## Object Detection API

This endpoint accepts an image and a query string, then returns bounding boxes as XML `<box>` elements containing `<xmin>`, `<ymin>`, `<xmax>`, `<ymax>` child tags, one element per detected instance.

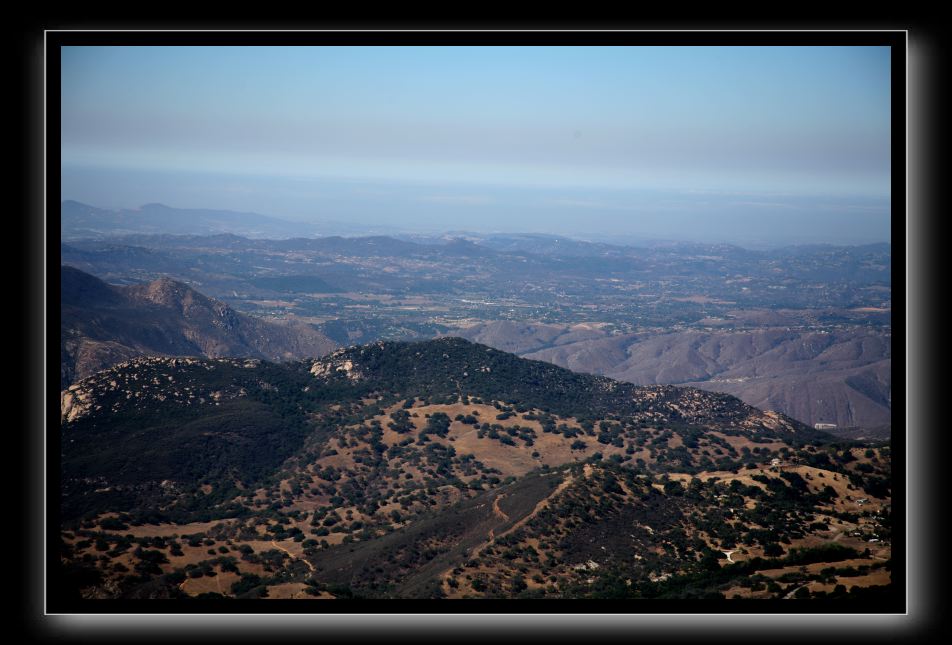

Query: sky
<box><xmin>60</xmin><ymin>45</ymin><xmax>892</xmax><ymax>246</ymax></box>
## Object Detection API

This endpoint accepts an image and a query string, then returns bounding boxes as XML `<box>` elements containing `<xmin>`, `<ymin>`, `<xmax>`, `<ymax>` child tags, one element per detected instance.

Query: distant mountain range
<box><xmin>62</xmin><ymin>200</ymin><xmax>892</xmax><ymax>257</ymax></box>
<box><xmin>60</xmin><ymin>266</ymin><xmax>337</xmax><ymax>387</ymax></box>
<box><xmin>61</xmin><ymin>201</ymin><xmax>317</xmax><ymax>240</ymax></box>
<box><xmin>452</xmin><ymin>321</ymin><xmax>891</xmax><ymax>432</ymax></box>
<box><xmin>59</xmin><ymin>207</ymin><xmax>891</xmax><ymax>433</ymax></box>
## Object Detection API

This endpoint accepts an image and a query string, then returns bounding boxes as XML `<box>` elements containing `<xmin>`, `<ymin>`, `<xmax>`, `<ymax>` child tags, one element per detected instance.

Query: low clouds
<box><xmin>60</xmin><ymin>45</ymin><xmax>892</xmax><ymax>243</ymax></box>
<box><xmin>419</xmin><ymin>194</ymin><xmax>494</xmax><ymax>205</ymax></box>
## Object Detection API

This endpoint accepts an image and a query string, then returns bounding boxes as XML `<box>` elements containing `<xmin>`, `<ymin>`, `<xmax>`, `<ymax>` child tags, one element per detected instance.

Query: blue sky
<box><xmin>60</xmin><ymin>45</ymin><xmax>892</xmax><ymax>245</ymax></box>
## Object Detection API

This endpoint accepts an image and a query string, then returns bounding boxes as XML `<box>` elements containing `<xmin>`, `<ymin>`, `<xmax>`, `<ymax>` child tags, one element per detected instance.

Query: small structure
<box><xmin>814</xmin><ymin>423</ymin><xmax>838</xmax><ymax>430</ymax></box>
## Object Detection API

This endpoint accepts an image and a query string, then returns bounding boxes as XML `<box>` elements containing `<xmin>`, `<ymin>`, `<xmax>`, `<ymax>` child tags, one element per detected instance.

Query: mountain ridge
<box><xmin>60</xmin><ymin>266</ymin><xmax>337</xmax><ymax>387</ymax></box>
<box><xmin>453</xmin><ymin>322</ymin><xmax>891</xmax><ymax>429</ymax></box>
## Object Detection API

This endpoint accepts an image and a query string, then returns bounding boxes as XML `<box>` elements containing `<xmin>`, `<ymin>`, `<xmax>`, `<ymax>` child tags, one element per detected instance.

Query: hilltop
<box><xmin>57</xmin><ymin>337</ymin><xmax>891</xmax><ymax>602</ymax></box>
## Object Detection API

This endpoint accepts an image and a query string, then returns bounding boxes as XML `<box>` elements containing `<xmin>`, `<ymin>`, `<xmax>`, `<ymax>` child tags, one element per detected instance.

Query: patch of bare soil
<box><xmin>263</xmin><ymin>582</ymin><xmax>330</xmax><ymax>599</ymax></box>
<box><xmin>97</xmin><ymin>519</ymin><xmax>235</xmax><ymax>537</ymax></box>
<box><xmin>180</xmin><ymin>570</ymin><xmax>240</xmax><ymax>597</ymax></box>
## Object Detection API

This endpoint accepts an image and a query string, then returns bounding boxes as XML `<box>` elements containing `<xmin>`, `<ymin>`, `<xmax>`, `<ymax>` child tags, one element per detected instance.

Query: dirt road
<box><xmin>271</xmin><ymin>539</ymin><xmax>315</xmax><ymax>573</ymax></box>
<box><xmin>492</xmin><ymin>494</ymin><xmax>510</xmax><ymax>522</ymax></box>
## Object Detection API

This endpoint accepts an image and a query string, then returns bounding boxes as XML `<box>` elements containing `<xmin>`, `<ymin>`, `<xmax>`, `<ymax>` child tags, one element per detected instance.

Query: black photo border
<box><xmin>24</xmin><ymin>23</ymin><xmax>936</xmax><ymax>642</ymax></box>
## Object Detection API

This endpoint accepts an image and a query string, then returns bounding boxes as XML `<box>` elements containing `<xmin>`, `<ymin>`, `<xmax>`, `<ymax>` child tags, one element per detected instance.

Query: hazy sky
<box><xmin>60</xmin><ymin>45</ymin><xmax>892</xmax><ymax>245</ymax></box>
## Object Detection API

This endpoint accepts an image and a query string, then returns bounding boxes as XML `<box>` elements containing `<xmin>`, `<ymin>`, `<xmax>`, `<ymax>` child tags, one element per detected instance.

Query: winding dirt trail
<box><xmin>784</xmin><ymin>584</ymin><xmax>809</xmax><ymax>599</ymax></box>
<box><xmin>480</xmin><ymin>473</ymin><xmax>573</xmax><ymax>553</ymax></box>
<box><xmin>271</xmin><ymin>539</ymin><xmax>316</xmax><ymax>573</ymax></box>
<box><xmin>491</xmin><ymin>474</ymin><xmax>575</xmax><ymax>545</ymax></box>
<box><xmin>440</xmin><ymin>472</ymin><xmax>576</xmax><ymax>593</ymax></box>
<box><xmin>492</xmin><ymin>494</ymin><xmax>510</xmax><ymax>522</ymax></box>
<box><xmin>486</xmin><ymin>494</ymin><xmax>509</xmax><ymax>542</ymax></box>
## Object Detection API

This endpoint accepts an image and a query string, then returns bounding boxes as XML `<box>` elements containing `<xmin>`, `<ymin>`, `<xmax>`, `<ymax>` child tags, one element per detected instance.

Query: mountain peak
<box><xmin>137</xmin><ymin>275</ymin><xmax>199</xmax><ymax>307</ymax></box>
<box><xmin>61</xmin><ymin>267</ymin><xmax>338</xmax><ymax>388</ymax></box>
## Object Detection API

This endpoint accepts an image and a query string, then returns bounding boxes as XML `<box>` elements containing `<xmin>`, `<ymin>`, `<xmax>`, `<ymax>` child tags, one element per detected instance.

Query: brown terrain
<box><xmin>61</xmin><ymin>389</ymin><xmax>891</xmax><ymax>600</ymax></box>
